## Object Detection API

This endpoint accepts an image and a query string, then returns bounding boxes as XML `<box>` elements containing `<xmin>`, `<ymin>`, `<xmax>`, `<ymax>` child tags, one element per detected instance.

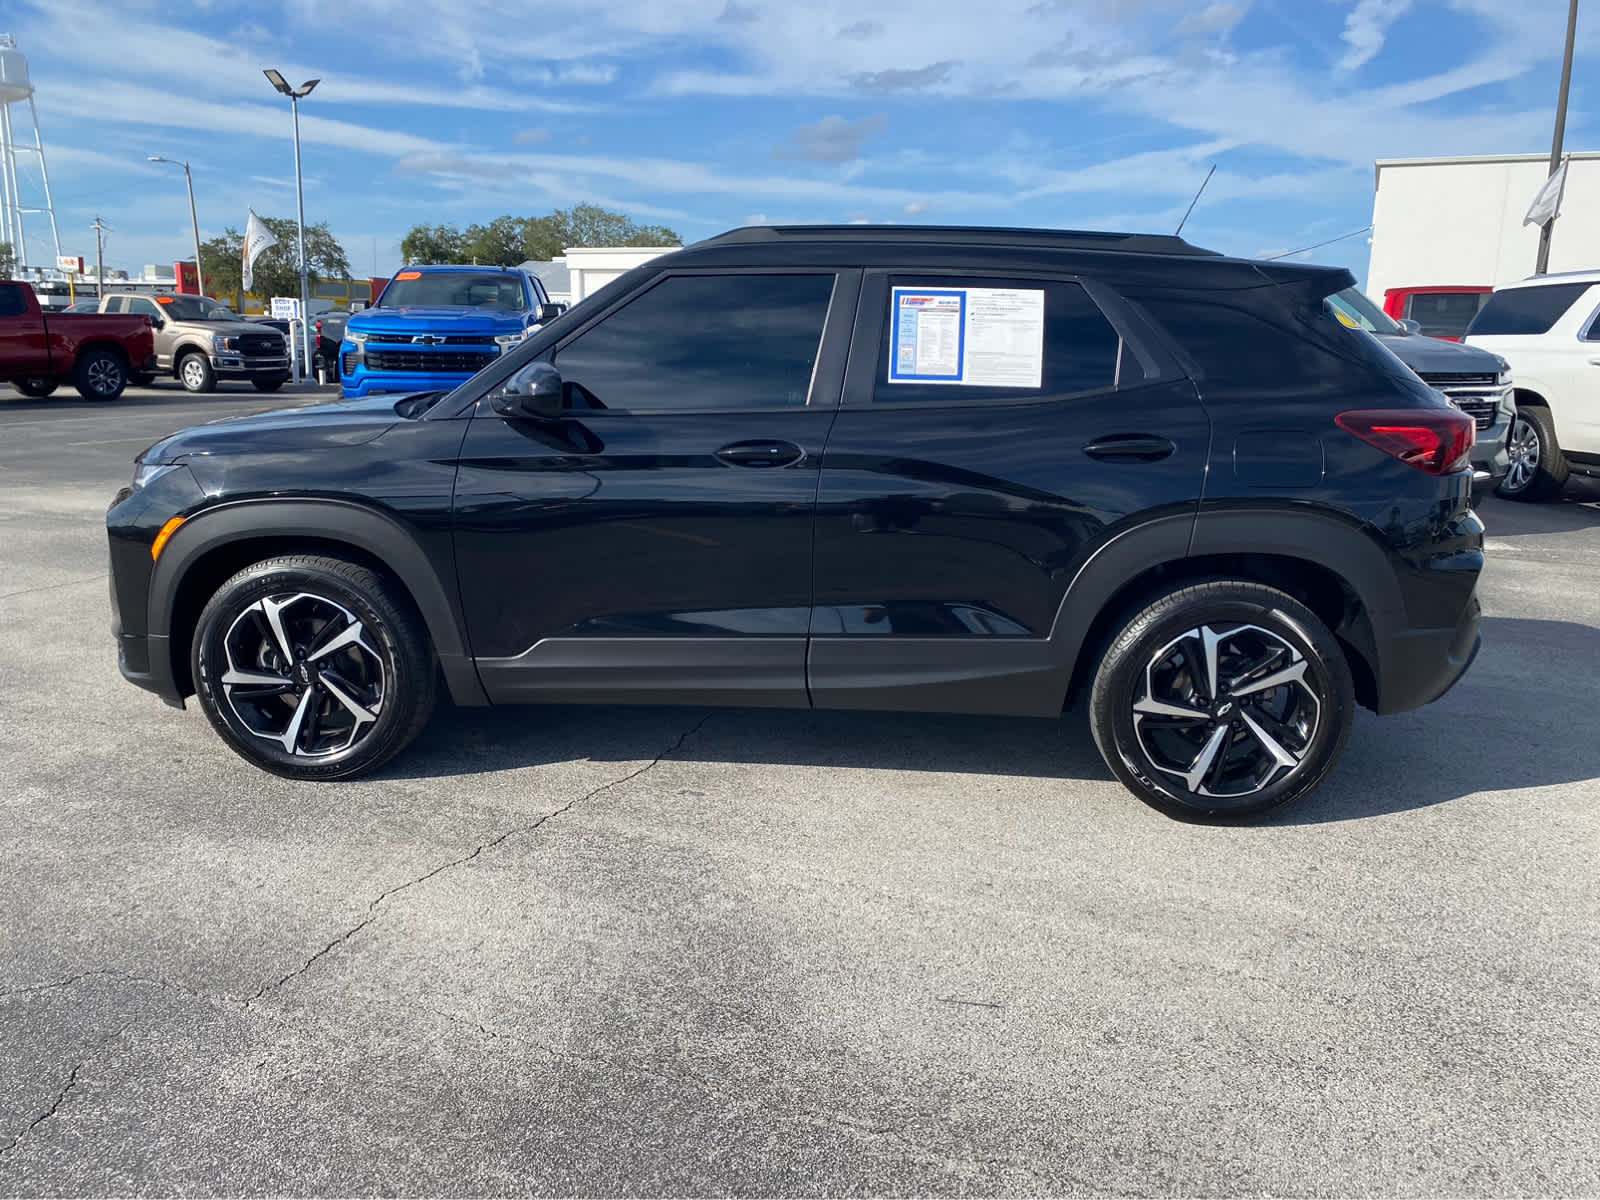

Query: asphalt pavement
<box><xmin>2</xmin><ymin>381</ymin><xmax>1598</xmax><ymax>1195</ymax></box>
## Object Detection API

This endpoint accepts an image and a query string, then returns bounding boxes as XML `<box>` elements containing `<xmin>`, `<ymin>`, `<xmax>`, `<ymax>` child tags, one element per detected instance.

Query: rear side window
<box><xmin>1466</xmin><ymin>283</ymin><xmax>1592</xmax><ymax>336</ymax></box>
<box><xmin>1405</xmin><ymin>292</ymin><xmax>1487</xmax><ymax>339</ymax></box>
<box><xmin>0</xmin><ymin>287</ymin><xmax>27</xmax><ymax>318</ymax></box>
<box><xmin>869</xmin><ymin>278</ymin><xmax>1119</xmax><ymax>404</ymax></box>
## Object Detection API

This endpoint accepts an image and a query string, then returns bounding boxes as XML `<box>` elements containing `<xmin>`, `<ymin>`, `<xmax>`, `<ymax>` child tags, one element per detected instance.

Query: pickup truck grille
<box><xmin>366</xmin><ymin>349</ymin><xmax>496</xmax><ymax>373</ymax></box>
<box><xmin>1417</xmin><ymin>371</ymin><xmax>1507</xmax><ymax>432</ymax></box>
<box><xmin>365</xmin><ymin>333</ymin><xmax>488</xmax><ymax>346</ymax></box>
<box><xmin>239</xmin><ymin>333</ymin><xmax>285</xmax><ymax>356</ymax></box>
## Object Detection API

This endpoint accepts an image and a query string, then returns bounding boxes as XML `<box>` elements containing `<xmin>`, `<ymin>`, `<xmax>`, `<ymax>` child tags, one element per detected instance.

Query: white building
<box><xmin>562</xmin><ymin>246</ymin><xmax>677</xmax><ymax>305</ymax></box>
<box><xmin>1366</xmin><ymin>151</ymin><xmax>1600</xmax><ymax>304</ymax></box>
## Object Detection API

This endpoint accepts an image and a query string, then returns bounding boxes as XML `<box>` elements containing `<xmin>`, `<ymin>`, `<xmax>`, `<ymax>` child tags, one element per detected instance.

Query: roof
<box><xmin>695</xmin><ymin>224</ymin><xmax>1218</xmax><ymax>257</ymax></box>
<box><xmin>1496</xmin><ymin>268</ymin><xmax>1600</xmax><ymax>289</ymax></box>
<box><xmin>397</xmin><ymin>263</ymin><xmax>525</xmax><ymax>273</ymax></box>
<box><xmin>1373</xmin><ymin>150</ymin><xmax>1600</xmax><ymax>187</ymax></box>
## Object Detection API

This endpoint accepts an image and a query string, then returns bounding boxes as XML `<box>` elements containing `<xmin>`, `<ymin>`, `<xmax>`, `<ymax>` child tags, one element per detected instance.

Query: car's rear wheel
<box><xmin>178</xmin><ymin>351</ymin><xmax>217</xmax><ymax>394</ymax></box>
<box><xmin>1089</xmin><ymin>581</ymin><xmax>1355</xmax><ymax>823</ymax></box>
<box><xmin>13</xmin><ymin>376</ymin><xmax>59</xmax><ymax>398</ymax></box>
<box><xmin>1497</xmin><ymin>405</ymin><xmax>1568</xmax><ymax>502</ymax></box>
<box><xmin>192</xmin><ymin>555</ymin><xmax>437</xmax><ymax>780</ymax></box>
<box><xmin>74</xmin><ymin>348</ymin><xmax>128</xmax><ymax>400</ymax></box>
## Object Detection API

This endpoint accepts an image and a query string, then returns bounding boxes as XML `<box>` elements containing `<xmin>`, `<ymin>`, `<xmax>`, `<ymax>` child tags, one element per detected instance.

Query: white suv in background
<box><xmin>1464</xmin><ymin>270</ymin><xmax>1600</xmax><ymax>501</ymax></box>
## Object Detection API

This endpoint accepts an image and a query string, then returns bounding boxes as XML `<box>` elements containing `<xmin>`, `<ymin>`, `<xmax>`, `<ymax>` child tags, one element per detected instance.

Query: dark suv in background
<box><xmin>106</xmin><ymin>226</ymin><xmax>1483</xmax><ymax>822</ymax></box>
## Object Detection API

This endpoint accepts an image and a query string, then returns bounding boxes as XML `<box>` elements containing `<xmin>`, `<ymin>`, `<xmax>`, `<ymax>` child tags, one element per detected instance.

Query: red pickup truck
<box><xmin>1</xmin><ymin>280</ymin><xmax>157</xmax><ymax>401</ymax></box>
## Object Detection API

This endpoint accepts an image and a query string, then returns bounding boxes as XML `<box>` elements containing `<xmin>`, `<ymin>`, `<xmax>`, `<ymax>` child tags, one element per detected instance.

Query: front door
<box><xmin>808</xmin><ymin>270</ymin><xmax>1211</xmax><ymax>716</ymax></box>
<box><xmin>454</xmin><ymin>268</ymin><xmax>859</xmax><ymax>707</ymax></box>
<box><xmin>123</xmin><ymin>295</ymin><xmax>175</xmax><ymax>369</ymax></box>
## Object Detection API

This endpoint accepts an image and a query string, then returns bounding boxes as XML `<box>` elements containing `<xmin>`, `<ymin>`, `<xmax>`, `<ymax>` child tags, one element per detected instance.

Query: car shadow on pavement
<box><xmin>1478</xmin><ymin>480</ymin><xmax>1600</xmax><ymax>537</ymax></box>
<box><xmin>388</xmin><ymin>616</ymin><xmax>1600</xmax><ymax>825</ymax></box>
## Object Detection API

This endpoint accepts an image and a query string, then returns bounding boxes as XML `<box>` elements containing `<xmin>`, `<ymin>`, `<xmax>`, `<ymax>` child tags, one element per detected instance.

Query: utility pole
<box><xmin>1536</xmin><ymin>0</ymin><xmax>1580</xmax><ymax>275</ymax></box>
<box><xmin>91</xmin><ymin>214</ymin><xmax>105</xmax><ymax>302</ymax></box>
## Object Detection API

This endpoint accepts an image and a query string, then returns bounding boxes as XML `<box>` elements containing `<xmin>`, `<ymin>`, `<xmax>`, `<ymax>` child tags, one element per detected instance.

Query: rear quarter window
<box><xmin>1466</xmin><ymin>283</ymin><xmax>1593</xmax><ymax>337</ymax></box>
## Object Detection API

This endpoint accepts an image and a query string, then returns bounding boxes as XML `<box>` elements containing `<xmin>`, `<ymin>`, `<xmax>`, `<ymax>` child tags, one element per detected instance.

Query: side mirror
<box><xmin>537</xmin><ymin>302</ymin><xmax>563</xmax><ymax>323</ymax></box>
<box><xmin>1397</xmin><ymin>318</ymin><xmax>1422</xmax><ymax>335</ymax></box>
<box><xmin>491</xmin><ymin>360</ymin><xmax>564</xmax><ymax>420</ymax></box>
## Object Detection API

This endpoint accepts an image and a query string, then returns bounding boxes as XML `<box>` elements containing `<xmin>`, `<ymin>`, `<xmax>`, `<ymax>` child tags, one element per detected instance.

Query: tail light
<box><xmin>1335</xmin><ymin>409</ymin><xmax>1474</xmax><ymax>475</ymax></box>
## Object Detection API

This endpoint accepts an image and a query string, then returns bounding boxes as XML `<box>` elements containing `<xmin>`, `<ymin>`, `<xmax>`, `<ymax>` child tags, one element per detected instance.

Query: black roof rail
<box><xmin>694</xmin><ymin>224</ymin><xmax>1220</xmax><ymax>257</ymax></box>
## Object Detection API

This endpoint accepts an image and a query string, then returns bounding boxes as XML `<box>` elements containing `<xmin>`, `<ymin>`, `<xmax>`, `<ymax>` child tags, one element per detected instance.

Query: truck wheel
<box><xmin>1088</xmin><ymin>580</ymin><xmax>1355</xmax><ymax>823</ymax></box>
<box><xmin>251</xmin><ymin>375</ymin><xmax>287</xmax><ymax>393</ymax></box>
<box><xmin>178</xmin><ymin>352</ymin><xmax>217</xmax><ymax>394</ymax></box>
<box><xmin>74</xmin><ymin>348</ymin><xmax>128</xmax><ymax>401</ymax></box>
<box><xmin>13</xmin><ymin>377</ymin><xmax>59</xmax><ymax>398</ymax></box>
<box><xmin>1496</xmin><ymin>406</ymin><xmax>1568</xmax><ymax>502</ymax></box>
<box><xmin>191</xmin><ymin>555</ymin><xmax>438</xmax><ymax>780</ymax></box>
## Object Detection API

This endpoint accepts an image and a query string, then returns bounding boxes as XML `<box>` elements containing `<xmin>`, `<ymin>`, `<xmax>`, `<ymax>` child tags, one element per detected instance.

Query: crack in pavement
<box><xmin>0</xmin><ymin>1027</ymin><xmax>125</xmax><ymax>1164</ymax></box>
<box><xmin>0</xmin><ymin>968</ymin><xmax>225</xmax><ymax>1006</ymax></box>
<box><xmin>0</xmin><ymin>575</ymin><xmax>106</xmax><ymax>604</ymax></box>
<box><xmin>249</xmin><ymin>713</ymin><xmax>716</xmax><ymax>1003</ymax></box>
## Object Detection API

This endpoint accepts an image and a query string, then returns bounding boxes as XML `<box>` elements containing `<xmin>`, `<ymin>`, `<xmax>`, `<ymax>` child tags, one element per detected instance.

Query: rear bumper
<box><xmin>1374</xmin><ymin>592</ymin><xmax>1482</xmax><ymax>714</ymax></box>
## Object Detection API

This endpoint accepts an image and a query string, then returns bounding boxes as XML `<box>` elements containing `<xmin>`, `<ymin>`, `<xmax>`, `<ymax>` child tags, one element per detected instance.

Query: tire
<box><xmin>73</xmin><ymin>347</ymin><xmax>128</xmax><ymax>401</ymax></box>
<box><xmin>191</xmin><ymin>555</ymin><xmax>437</xmax><ymax>780</ymax></box>
<box><xmin>251</xmin><ymin>375</ymin><xmax>287</xmax><ymax>393</ymax></box>
<box><xmin>1496</xmin><ymin>405</ymin><xmax>1568</xmax><ymax>502</ymax></box>
<box><xmin>12</xmin><ymin>376</ymin><xmax>59</xmax><ymax>398</ymax></box>
<box><xmin>178</xmin><ymin>351</ymin><xmax>217</xmax><ymax>394</ymax></box>
<box><xmin>1088</xmin><ymin>581</ymin><xmax>1355</xmax><ymax>823</ymax></box>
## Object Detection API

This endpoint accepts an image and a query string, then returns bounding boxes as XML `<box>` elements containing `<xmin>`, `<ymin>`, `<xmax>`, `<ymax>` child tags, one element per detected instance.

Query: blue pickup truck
<box><xmin>340</xmin><ymin>265</ymin><xmax>561</xmax><ymax>398</ymax></box>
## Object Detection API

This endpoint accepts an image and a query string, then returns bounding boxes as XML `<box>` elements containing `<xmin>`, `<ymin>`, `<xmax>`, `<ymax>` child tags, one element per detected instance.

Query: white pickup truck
<box><xmin>1464</xmin><ymin>271</ymin><xmax>1600</xmax><ymax>501</ymax></box>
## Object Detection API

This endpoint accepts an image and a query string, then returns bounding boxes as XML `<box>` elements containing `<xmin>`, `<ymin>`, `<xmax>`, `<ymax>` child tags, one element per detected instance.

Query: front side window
<box><xmin>128</xmin><ymin>297</ymin><xmax>163</xmax><ymax>323</ymax></box>
<box><xmin>156</xmin><ymin>295</ymin><xmax>235</xmax><ymax>321</ymax></box>
<box><xmin>1466</xmin><ymin>283</ymin><xmax>1593</xmax><ymax>337</ymax></box>
<box><xmin>380</xmin><ymin>271</ymin><xmax>527</xmax><ymax>311</ymax></box>
<box><xmin>553</xmin><ymin>273</ymin><xmax>836</xmax><ymax>411</ymax></box>
<box><xmin>869</xmin><ymin>277</ymin><xmax>1120</xmax><ymax>404</ymax></box>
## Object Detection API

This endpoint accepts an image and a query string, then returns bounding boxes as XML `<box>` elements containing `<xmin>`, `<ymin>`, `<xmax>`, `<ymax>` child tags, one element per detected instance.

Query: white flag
<box><xmin>242</xmin><ymin>209</ymin><xmax>278</xmax><ymax>292</ymax></box>
<box><xmin>1523</xmin><ymin>159</ymin><xmax>1569</xmax><ymax>227</ymax></box>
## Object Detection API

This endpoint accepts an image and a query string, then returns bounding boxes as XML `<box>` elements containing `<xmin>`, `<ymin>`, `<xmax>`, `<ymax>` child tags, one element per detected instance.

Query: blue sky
<box><xmin>7</xmin><ymin>0</ymin><xmax>1596</xmax><ymax>286</ymax></box>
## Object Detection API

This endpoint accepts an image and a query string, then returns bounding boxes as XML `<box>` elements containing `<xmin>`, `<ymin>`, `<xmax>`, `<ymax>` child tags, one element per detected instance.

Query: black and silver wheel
<box><xmin>73</xmin><ymin>348</ymin><xmax>127</xmax><ymax>400</ymax></box>
<box><xmin>178</xmin><ymin>351</ymin><xmax>217</xmax><ymax>394</ymax></box>
<box><xmin>1089</xmin><ymin>581</ymin><xmax>1355</xmax><ymax>822</ymax></box>
<box><xmin>1496</xmin><ymin>405</ymin><xmax>1568</xmax><ymax>502</ymax></box>
<box><xmin>192</xmin><ymin>555</ymin><xmax>437</xmax><ymax>780</ymax></box>
<box><xmin>12</xmin><ymin>376</ymin><xmax>59</xmax><ymax>398</ymax></box>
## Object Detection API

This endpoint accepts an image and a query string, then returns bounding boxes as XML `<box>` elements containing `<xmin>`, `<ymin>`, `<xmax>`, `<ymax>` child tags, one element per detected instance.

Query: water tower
<box><xmin>0</xmin><ymin>35</ymin><xmax>61</xmax><ymax>271</ymax></box>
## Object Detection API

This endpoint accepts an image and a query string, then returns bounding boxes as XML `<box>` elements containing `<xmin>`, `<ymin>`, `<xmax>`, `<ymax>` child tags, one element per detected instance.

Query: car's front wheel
<box><xmin>1497</xmin><ymin>405</ymin><xmax>1568</xmax><ymax>502</ymax></box>
<box><xmin>1088</xmin><ymin>581</ymin><xmax>1355</xmax><ymax>822</ymax></box>
<box><xmin>178</xmin><ymin>351</ymin><xmax>217</xmax><ymax>394</ymax></box>
<box><xmin>13</xmin><ymin>376</ymin><xmax>59</xmax><ymax>398</ymax></box>
<box><xmin>192</xmin><ymin>555</ymin><xmax>437</xmax><ymax>780</ymax></box>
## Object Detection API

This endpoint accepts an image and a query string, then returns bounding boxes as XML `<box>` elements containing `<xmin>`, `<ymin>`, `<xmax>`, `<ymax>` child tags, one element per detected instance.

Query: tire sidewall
<box><xmin>179</xmin><ymin>352</ymin><xmax>214</xmax><ymax>393</ymax></box>
<box><xmin>1093</xmin><ymin>589</ymin><xmax>1354</xmax><ymax>822</ymax></box>
<box><xmin>192</xmin><ymin>561</ymin><xmax>423</xmax><ymax>779</ymax></box>
<box><xmin>77</xmin><ymin>349</ymin><xmax>126</xmax><ymax>400</ymax></box>
<box><xmin>1496</xmin><ymin>406</ymin><xmax>1564</xmax><ymax>502</ymax></box>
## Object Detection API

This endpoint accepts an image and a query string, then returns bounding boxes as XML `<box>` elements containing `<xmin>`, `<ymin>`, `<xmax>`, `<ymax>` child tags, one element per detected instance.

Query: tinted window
<box><xmin>1466</xmin><ymin>283</ymin><xmax>1593</xmax><ymax>336</ymax></box>
<box><xmin>1327</xmin><ymin>287</ymin><xmax>1401</xmax><ymax>334</ymax></box>
<box><xmin>380</xmin><ymin>272</ymin><xmax>526</xmax><ymax>311</ymax></box>
<box><xmin>156</xmin><ymin>295</ymin><xmax>235</xmax><ymax>321</ymax></box>
<box><xmin>1405</xmin><ymin>292</ymin><xmax>1487</xmax><ymax>339</ymax></box>
<box><xmin>128</xmin><ymin>298</ymin><xmax>163</xmax><ymax>322</ymax></box>
<box><xmin>0</xmin><ymin>287</ymin><xmax>26</xmax><ymax>318</ymax></box>
<box><xmin>870</xmin><ymin>278</ymin><xmax>1118</xmax><ymax>404</ymax></box>
<box><xmin>554</xmin><ymin>273</ymin><xmax>835</xmax><ymax>411</ymax></box>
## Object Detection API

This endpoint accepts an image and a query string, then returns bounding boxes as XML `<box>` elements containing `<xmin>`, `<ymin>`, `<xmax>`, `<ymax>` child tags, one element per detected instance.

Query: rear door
<box><xmin>808</xmin><ymin>270</ymin><xmax>1209</xmax><ymax>716</ymax></box>
<box><xmin>453</xmin><ymin>267</ymin><xmax>859</xmax><ymax>707</ymax></box>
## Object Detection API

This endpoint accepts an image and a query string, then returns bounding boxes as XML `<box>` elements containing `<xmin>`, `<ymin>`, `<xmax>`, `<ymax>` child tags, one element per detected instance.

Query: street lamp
<box><xmin>263</xmin><ymin>69</ymin><xmax>319</xmax><ymax>373</ymax></box>
<box><xmin>148</xmin><ymin>156</ymin><xmax>205</xmax><ymax>298</ymax></box>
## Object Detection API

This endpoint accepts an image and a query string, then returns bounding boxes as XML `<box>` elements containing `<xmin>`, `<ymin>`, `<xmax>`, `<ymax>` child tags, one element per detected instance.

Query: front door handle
<box><xmin>715</xmin><ymin>440</ymin><xmax>805</xmax><ymax>468</ymax></box>
<box><xmin>1083</xmin><ymin>434</ymin><xmax>1177</xmax><ymax>462</ymax></box>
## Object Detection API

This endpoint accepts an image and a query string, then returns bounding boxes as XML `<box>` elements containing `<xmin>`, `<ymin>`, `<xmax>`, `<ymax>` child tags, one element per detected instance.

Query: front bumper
<box><xmin>211</xmin><ymin>353</ymin><xmax>291</xmax><ymax>379</ymax></box>
<box><xmin>341</xmin><ymin>367</ymin><xmax>477</xmax><ymax>398</ymax></box>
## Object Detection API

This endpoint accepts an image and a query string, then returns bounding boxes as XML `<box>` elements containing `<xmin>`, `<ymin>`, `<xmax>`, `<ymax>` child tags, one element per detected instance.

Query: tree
<box><xmin>400</xmin><ymin>223</ymin><xmax>466</xmax><ymax>265</ymax></box>
<box><xmin>199</xmin><ymin>216</ymin><xmax>350</xmax><ymax>303</ymax></box>
<box><xmin>0</xmin><ymin>241</ymin><xmax>12</xmax><ymax>280</ymax></box>
<box><xmin>461</xmin><ymin>216</ymin><xmax>527</xmax><ymax>267</ymax></box>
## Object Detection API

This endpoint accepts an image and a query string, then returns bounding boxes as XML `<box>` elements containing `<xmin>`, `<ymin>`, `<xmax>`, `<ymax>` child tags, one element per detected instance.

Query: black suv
<box><xmin>107</xmin><ymin>226</ymin><xmax>1484</xmax><ymax>821</ymax></box>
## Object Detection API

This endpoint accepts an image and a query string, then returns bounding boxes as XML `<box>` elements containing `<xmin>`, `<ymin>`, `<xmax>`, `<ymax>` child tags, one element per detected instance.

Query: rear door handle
<box><xmin>1083</xmin><ymin>434</ymin><xmax>1177</xmax><ymax>462</ymax></box>
<box><xmin>715</xmin><ymin>439</ymin><xmax>805</xmax><ymax>468</ymax></box>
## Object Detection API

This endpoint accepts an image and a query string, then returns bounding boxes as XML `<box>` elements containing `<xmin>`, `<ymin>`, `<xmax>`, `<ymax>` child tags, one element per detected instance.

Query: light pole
<box><xmin>148</xmin><ymin>156</ymin><xmax>205</xmax><ymax>297</ymax></box>
<box><xmin>1536</xmin><ymin>0</ymin><xmax>1580</xmax><ymax>275</ymax></box>
<box><xmin>263</xmin><ymin>69</ymin><xmax>319</xmax><ymax>373</ymax></box>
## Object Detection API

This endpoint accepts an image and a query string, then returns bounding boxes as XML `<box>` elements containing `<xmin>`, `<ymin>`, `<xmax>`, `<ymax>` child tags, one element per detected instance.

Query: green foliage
<box><xmin>199</xmin><ymin>217</ymin><xmax>351</xmax><ymax>303</ymax></box>
<box><xmin>0</xmin><ymin>240</ymin><xmax>13</xmax><ymax>280</ymax></box>
<box><xmin>398</xmin><ymin>204</ymin><xmax>681</xmax><ymax>267</ymax></box>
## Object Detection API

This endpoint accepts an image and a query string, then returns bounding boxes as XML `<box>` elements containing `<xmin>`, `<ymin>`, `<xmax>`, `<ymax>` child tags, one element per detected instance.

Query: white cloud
<box><xmin>1175</xmin><ymin>2</ymin><xmax>1250</xmax><ymax>36</ymax></box>
<box><xmin>774</xmin><ymin>115</ymin><xmax>888</xmax><ymax>162</ymax></box>
<box><xmin>904</xmin><ymin>201</ymin><xmax>930</xmax><ymax>215</ymax></box>
<box><xmin>1338</xmin><ymin>0</ymin><xmax>1413</xmax><ymax>71</ymax></box>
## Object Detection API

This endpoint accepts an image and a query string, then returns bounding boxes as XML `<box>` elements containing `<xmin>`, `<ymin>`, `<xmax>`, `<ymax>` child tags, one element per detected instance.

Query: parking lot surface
<box><xmin>2</xmin><ymin>382</ymin><xmax>1598</xmax><ymax>1195</ymax></box>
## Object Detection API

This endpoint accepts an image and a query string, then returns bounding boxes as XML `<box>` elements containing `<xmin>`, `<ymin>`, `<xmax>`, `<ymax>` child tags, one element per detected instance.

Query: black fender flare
<box><xmin>148</xmin><ymin>497</ymin><xmax>486</xmax><ymax>706</ymax></box>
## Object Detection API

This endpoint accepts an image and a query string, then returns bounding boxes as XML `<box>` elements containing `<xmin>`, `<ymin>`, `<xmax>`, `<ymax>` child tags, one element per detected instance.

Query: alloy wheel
<box><xmin>181</xmin><ymin>358</ymin><xmax>208</xmax><ymax>390</ymax></box>
<box><xmin>86</xmin><ymin>357</ymin><xmax>123</xmax><ymax>396</ymax></box>
<box><xmin>219</xmin><ymin>592</ymin><xmax>386</xmax><ymax>757</ymax></box>
<box><xmin>1503</xmin><ymin>415</ymin><xmax>1540</xmax><ymax>494</ymax></box>
<box><xmin>1132</xmin><ymin>622</ymin><xmax>1321</xmax><ymax>802</ymax></box>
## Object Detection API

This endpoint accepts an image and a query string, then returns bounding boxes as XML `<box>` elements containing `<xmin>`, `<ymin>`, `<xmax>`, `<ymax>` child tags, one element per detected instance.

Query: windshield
<box><xmin>157</xmin><ymin>295</ymin><xmax>238</xmax><ymax>321</ymax></box>
<box><xmin>1326</xmin><ymin>287</ymin><xmax>1402</xmax><ymax>335</ymax></box>
<box><xmin>378</xmin><ymin>271</ymin><xmax>526</xmax><ymax>311</ymax></box>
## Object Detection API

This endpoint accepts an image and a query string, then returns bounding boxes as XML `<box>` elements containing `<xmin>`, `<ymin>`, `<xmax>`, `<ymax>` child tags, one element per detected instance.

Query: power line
<box><xmin>1263</xmin><ymin>225</ymin><xmax>1373</xmax><ymax>260</ymax></box>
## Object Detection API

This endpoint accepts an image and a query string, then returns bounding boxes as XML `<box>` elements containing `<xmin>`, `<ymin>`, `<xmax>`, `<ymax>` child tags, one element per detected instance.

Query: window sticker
<box><xmin>887</xmin><ymin>286</ymin><xmax>1045</xmax><ymax>387</ymax></box>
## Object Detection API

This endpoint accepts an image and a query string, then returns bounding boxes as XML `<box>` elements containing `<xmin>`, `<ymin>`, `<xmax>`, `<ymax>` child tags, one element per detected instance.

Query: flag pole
<box><xmin>1536</xmin><ymin>0</ymin><xmax>1580</xmax><ymax>275</ymax></box>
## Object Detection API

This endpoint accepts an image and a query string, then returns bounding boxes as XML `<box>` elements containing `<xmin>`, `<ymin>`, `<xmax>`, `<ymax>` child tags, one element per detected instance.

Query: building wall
<box><xmin>1367</xmin><ymin>153</ymin><xmax>1600</xmax><ymax>304</ymax></box>
<box><xmin>563</xmin><ymin>246</ymin><xmax>677</xmax><ymax>304</ymax></box>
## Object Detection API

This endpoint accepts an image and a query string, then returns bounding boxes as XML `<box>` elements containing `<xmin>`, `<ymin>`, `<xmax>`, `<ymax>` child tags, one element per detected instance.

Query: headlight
<box><xmin>132</xmin><ymin>462</ymin><xmax>179</xmax><ymax>490</ymax></box>
<box><xmin>212</xmin><ymin>334</ymin><xmax>240</xmax><ymax>352</ymax></box>
<box><xmin>346</xmin><ymin>331</ymin><xmax>369</xmax><ymax>345</ymax></box>
<box><xmin>495</xmin><ymin>332</ymin><xmax>525</xmax><ymax>353</ymax></box>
